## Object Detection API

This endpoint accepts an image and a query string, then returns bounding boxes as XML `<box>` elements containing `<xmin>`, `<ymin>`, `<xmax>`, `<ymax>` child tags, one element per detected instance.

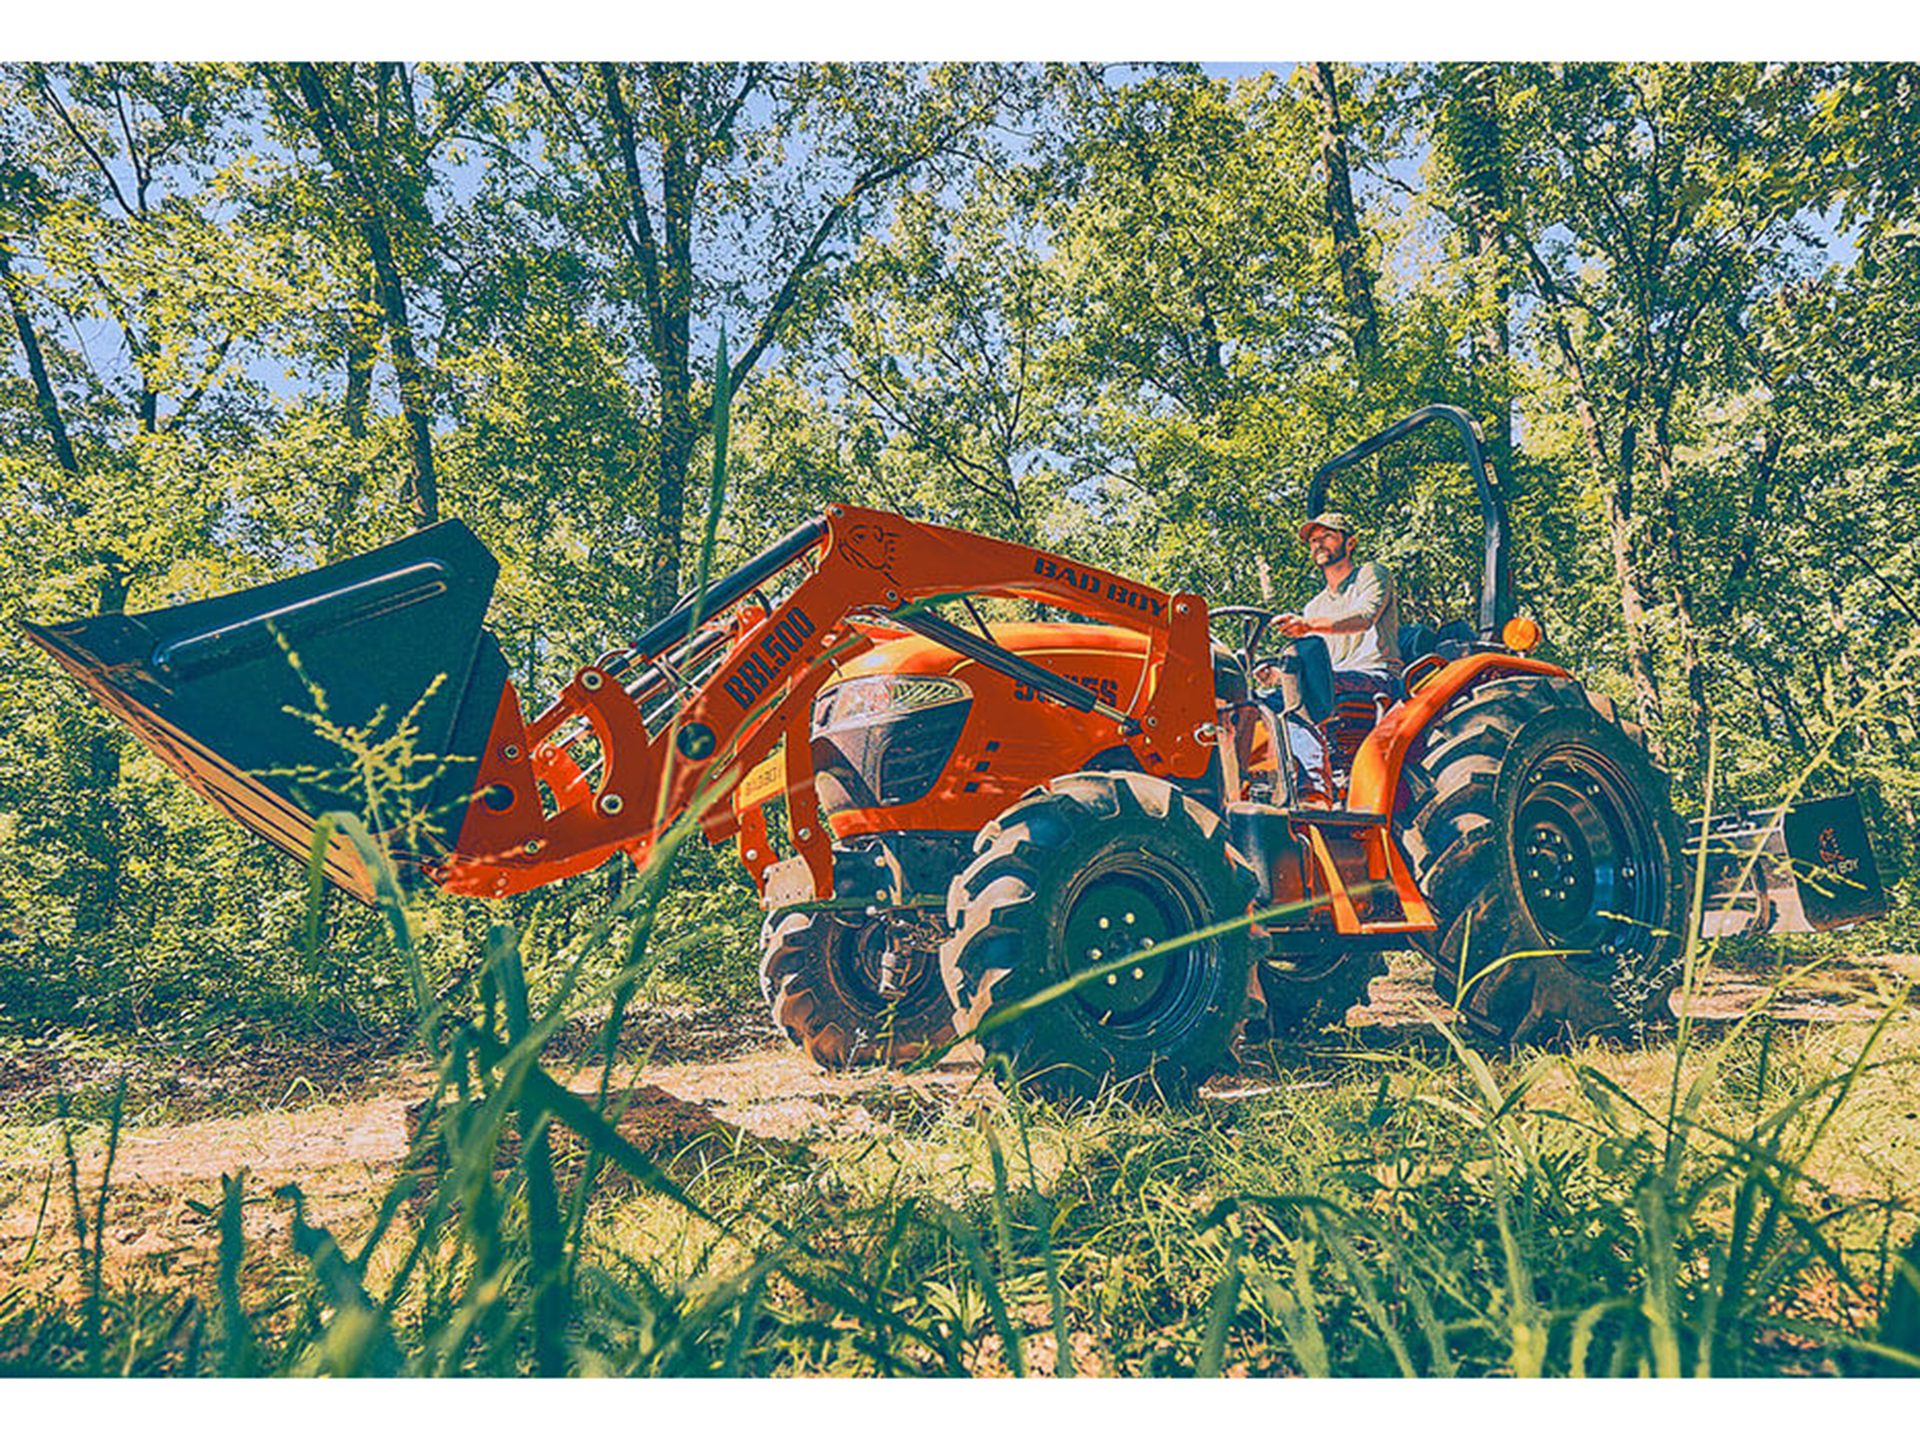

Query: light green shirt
<box><xmin>1305</xmin><ymin>561</ymin><xmax>1401</xmax><ymax>678</ymax></box>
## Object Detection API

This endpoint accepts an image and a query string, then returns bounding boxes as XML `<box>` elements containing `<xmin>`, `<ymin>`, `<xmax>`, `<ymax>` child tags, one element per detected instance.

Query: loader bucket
<box><xmin>1698</xmin><ymin>791</ymin><xmax>1889</xmax><ymax>938</ymax></box>
<box><xmin>22</xmin><ymin>520</ymin><xmax>510</xmax><ymax>903</ymax></box>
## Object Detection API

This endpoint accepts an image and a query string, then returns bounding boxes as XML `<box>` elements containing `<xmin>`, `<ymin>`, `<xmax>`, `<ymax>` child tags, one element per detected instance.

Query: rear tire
<box><xmin>1398</xmin><ymin>675</ymin><xmax>1686</xmax><ymax>1046</ymax></box>
<box><xmin>760</xmin><ymin>907</ymin><xmax>956</xmax><ymax>1068</ymax></box>
<box><xmin>941</xmin><ymin>772</ymin><xmax>1257</xmax><ymax>1102</ymax></box>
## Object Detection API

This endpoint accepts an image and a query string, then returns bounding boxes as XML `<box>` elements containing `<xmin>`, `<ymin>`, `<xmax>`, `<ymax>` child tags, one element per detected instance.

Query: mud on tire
<box><xmin>940</xmin><ymin>772</ymin><xmax>1257</xmax><ymax>1102</ymax></box>
<box><xmin>1398</xmin><ymin>674</ymin><xmax>1687</xmax><ymax>1046</ymax></box>
<box><xmin>760</xmin><ymin>906</ymin><xmax>956</xmax><ymax>1069</ymax></box>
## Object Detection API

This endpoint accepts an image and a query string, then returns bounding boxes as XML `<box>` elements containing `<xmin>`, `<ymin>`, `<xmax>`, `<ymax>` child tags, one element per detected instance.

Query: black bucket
<box><xmin>22</xmin><ymin>520</ymin><xmax>510</xmax><ymax>903</ymax></box>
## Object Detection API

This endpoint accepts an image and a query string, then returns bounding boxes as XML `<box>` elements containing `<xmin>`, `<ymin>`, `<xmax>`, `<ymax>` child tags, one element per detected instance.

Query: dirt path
<box><xmin>4</xmin><ymin>953</ymin><xmax>1914</xmax><ymax>1301</ymax></box>
<box><xmin>0</xmin><ymin>1035</ymin><xmax>991</xmax><ymax>1301</ymax></box>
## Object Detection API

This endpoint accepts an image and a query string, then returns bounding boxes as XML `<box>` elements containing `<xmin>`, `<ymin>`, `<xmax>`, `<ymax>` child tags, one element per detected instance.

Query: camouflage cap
<box><xmin>1297</xmin><ymin>510</ymin><xmax>1356</xmax><ymax>542</ymax></box>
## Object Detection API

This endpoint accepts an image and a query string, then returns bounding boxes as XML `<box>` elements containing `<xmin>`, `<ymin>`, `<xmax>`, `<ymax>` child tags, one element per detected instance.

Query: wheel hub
<box><xmin>839</xmin><ymin>915</ymin><xmax>934</xmax><ymax>1004</ymax></box>
<box><xmin>1514</xmin><ymin>750</ymin><xmax>1662</xmax><ymax>962</ymax></box>
<box><xmin>1058</xmin><ymin>858</ymin><xmax>1216</xmax><ymax>1036</ymax></box>
<box><xmin>1521</xmin><ymin>815</ymin><xmax>1595</xmax><ymax>926</ymax></box>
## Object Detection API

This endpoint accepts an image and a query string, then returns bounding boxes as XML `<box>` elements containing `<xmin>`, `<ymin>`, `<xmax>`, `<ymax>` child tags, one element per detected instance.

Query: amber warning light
<box><xmin>1502</xmin><ymin>616</ymin><xmax>1543</xmax><ymax>652</ymax></box>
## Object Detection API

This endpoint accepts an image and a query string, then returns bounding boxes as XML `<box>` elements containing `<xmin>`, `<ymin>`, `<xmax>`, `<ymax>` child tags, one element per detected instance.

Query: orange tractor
<box><xmin>26</xmin><ymin>407</ymin><xmax>1885</xmax><ymax>1097</ymax></box>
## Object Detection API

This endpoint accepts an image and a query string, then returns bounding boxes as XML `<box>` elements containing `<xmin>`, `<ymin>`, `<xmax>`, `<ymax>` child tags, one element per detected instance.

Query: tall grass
<box><xmin>5</xmin><ymin>368</ymin><xmax>1919</xmax><ymax>1377</ymax></box>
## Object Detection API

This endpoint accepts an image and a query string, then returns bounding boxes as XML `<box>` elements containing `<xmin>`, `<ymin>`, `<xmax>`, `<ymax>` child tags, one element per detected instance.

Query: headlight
<box><xmin>1502</xmin><ymin>616</ymin><xmax>1543</xmax><ymax>653</ymax></box>
<box><xmin>814</xmin><ymin>675</ymin><xmax>971</xmax><ymax>733</ymax></box>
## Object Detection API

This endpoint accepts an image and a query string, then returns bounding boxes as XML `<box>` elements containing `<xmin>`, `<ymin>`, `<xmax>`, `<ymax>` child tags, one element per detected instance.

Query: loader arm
<box><xmin>434</xmin><ymin>505</ymin><xmax>1217</xmax><ymax>899</ymax></box>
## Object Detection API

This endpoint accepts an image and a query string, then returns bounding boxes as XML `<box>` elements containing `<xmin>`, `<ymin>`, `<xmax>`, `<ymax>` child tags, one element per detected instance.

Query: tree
<box><xmin>1490</xmin><ymin>63</ymin><xmax>1827</xmax><ymax>768</ymax></box>
<box><xmin>0</xmin><ymin>64</ymin><xmax>294</xmax><ymax>953</ymax></box>
<box><xmin>810</xmin><ymin>164</ymin><xmax>1065</xmax><ymax>537</ymax></box>
<box><xmin>1037</xmin><ymin>67</ymin><xmax>1344</xmax><ymax>595</ymax></box>
<box><xmin>259</xmin><ymin>63</ymin><xmax>495</xmax><ymax>529</ymax></box>
<box><xmin>1304</xmin><ymin>61</ymin><xmax>1382</xmax><ymax>371</ymax></box>
<box><xmin>515</xmin><ymin>62</ymin><xmax>1019</xmax><ymax>620</ymax></box>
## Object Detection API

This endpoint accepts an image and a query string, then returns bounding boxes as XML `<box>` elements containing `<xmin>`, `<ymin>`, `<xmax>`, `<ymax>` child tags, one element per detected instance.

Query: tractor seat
<box><xmin>1399</xmin><ymin>619</ymin><xmax>1476</xmax><ymax>693</ymax></box>
<box><xmin>1325</xmin><ymin>692</ymin><xmax>1384</xmax><ymax>760</ymax></box>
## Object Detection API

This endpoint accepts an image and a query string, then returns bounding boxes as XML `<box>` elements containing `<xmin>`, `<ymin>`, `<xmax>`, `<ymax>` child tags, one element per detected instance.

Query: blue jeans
<box><xmin>1260</xmin><ymin>654</ymin><xmax>1397</xmax><ymax>792</ymax></box>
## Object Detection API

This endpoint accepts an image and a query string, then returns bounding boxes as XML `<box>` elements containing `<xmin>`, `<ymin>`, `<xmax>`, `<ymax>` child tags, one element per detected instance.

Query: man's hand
<box><xmin>1276</xmin><ymin>613</ymin><xmax>1316</xmax><ymax>639</ymax></box>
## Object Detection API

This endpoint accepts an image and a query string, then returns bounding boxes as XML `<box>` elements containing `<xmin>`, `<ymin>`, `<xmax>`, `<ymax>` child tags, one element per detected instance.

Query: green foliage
<box><xmin>0</xmin><ymin>62</ymin><xmax>1914</xmax><ymax>1169</ymax></box>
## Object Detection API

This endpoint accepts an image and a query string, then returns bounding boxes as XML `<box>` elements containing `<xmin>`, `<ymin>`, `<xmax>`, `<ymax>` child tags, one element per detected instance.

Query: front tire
<box><xmin>1254</xmin><ymin>949</ymin><xmax>1384</xmax><ymax>1036</ymax></box>
<box><xmin>1398</xmin><ymin>675</ymin><xmax>1687</xmax><ymax>1046</ymax></box>
<box><xmin>941</xmin><ymin>772</ymin><xmax>1257</xmax><ymax>1102</ymax></box>
<box><xmin>760</xmin><ymin>907</ymin><xmax>956</xmax><ymax>1068</ymax></box>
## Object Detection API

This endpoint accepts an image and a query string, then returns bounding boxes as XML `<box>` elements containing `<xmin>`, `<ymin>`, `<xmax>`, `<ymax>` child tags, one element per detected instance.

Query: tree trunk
<box><xmin>1650</xmin><ymin>428</ymin><xmax>1709</xmax><ymax>769</ymax></box>
<box><xmin>325</xmin><ymin>278</ymin><xmax>380</xmax><ymax>560</ymax></box>
<box><xmin>1601</xmin><ymin>430</ymin><xmax>1667</xmax><ymax>760</ymax></box>
<box><xmin>649</xmin><ymin>390</ymin><xmax>696</xmax><ymax>620</ymax></box>
<box><xmin>375</xmin><ymin>258</ymin><xmax>438</xmax><ymax>529</ymax></box>
<box><xmin>1304</xmin><ymin>62</ymin><xmax>1381</xmax><ymax>370</ymax></box>
<box><xmin>1522</xmin><ymin>257</ymin><xmax>1668</xmax><ymax>756</ymax></box>
<box><xmin>0</xmin><ymin>240</ymin><xmax>81</xmax><ymax>476</ymax></box>
<box><xmin>288</xmin><ymin>63</ymin><xmax>438</xmax><ymax>529</ymax></box>
<box><xmin>1440</xmin><ymin>62</ymin><xmax>1513</xmax><ymax>489</ymax></box>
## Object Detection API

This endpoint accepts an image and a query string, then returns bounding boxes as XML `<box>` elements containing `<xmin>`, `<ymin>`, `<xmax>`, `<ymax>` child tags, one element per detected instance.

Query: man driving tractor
<box><xmin>1259</xmin><ymin>510</ymin><xmax>1402</xmax><ymax>792</ymax></box>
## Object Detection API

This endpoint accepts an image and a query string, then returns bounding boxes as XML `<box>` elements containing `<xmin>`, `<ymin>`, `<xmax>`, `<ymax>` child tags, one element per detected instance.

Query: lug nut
<box><xmin>1132</xmin><ymin>967</ymin><xmax>1146</xmax><ymax>980</ymax></box>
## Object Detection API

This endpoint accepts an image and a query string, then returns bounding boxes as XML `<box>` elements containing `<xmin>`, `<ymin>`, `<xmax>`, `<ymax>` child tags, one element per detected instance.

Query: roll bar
<box><xmin>1306</xmin><ymin>405</ymin><xmax>1512</xmax><ymax>641</ymax></box>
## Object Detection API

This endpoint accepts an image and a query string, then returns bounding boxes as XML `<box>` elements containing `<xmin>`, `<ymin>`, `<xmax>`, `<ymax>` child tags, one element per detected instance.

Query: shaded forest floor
<box><xmin>5</xmin><ymin>948</ymin><xmax>1917</xmax><ymax>1334</ymax></box>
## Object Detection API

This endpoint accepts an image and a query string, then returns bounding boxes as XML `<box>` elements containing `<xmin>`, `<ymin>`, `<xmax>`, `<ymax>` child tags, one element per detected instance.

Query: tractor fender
<box><xmin>1346</xmin><ymin>653</ymin><xmax>1571</xmax><ymax>820</ymax></box>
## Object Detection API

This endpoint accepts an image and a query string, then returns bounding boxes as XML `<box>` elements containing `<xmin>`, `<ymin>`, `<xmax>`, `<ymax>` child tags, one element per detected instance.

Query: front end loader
<box><xmin>26</xmin><ymin>408</ymin><xmax>1888</xmax><ymax>1099</ymax></box>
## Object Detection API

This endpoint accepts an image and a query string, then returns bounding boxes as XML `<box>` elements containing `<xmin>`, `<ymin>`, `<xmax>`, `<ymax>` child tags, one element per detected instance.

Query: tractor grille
<box><xmin>810</xmin><ymin>676</ymin><xmax>973</xmax><ymax>814</ymax></box>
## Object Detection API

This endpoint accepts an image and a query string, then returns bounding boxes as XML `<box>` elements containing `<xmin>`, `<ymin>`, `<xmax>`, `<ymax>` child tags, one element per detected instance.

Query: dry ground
<box><xmin>3</xmin><ymin>952</ymin><xmax>1914</xmax><ymax>1308</ymax></box>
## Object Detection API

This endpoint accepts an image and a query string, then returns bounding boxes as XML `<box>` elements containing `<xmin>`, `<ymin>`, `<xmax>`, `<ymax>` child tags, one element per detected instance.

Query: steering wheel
<box><xmin>1208</xmin><ymin>605</ymin><xmax>1282</xmax><ymax>688</ymax></box>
